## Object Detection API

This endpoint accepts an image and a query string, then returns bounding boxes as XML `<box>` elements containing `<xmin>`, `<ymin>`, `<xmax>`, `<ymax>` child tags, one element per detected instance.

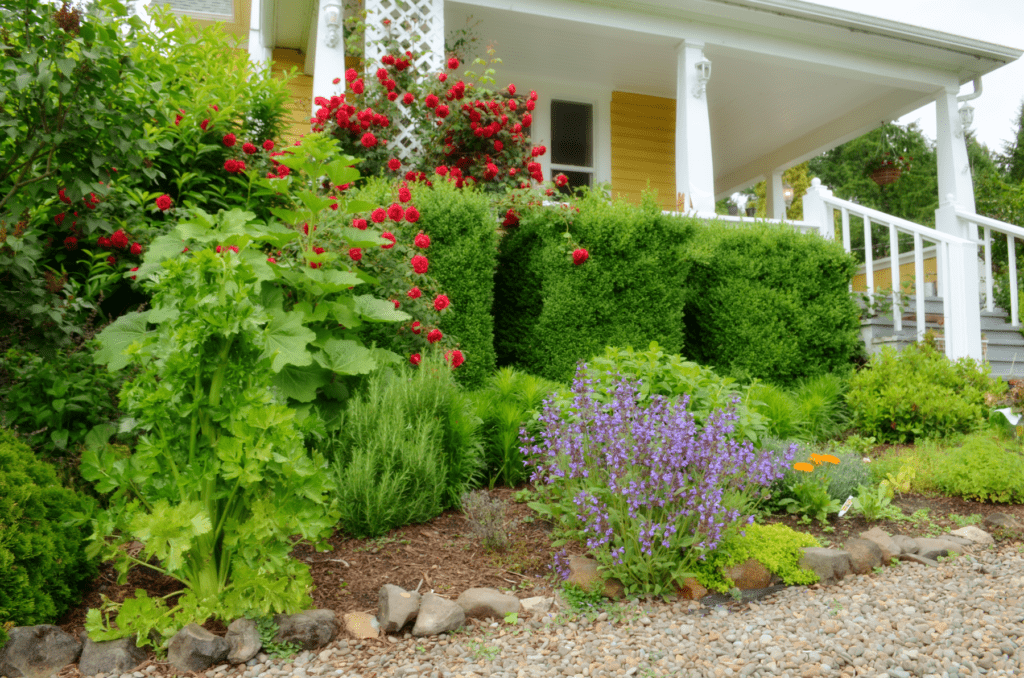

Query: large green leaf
<box><xmin>355</xmin><ymin>295</ymin><xmax>410</xmax><ymax>323</ymax></box>
<box><xmin>313</xmin><ymin>339</ymin><xmax>377</xmax><ymax>375</ymax></box>
<box><xmin>94</xmin><ymin>311</ymin><xmax>152</xmax><ymax>371</ymax></box>
<box><xmin>260</xmin><ymin>309</ymin><xmax>315</xmax><ymax>372</ymax></box>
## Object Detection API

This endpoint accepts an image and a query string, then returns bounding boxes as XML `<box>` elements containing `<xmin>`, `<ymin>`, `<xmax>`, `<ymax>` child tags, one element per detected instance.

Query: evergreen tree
<box><xmin>999</xmin><ymin>100</ymin><xmax>1024</xmax><ymax>184</ymax></box>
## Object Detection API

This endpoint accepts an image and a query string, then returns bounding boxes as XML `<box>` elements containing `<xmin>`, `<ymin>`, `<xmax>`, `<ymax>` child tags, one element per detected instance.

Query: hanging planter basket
<box><xmin>870</xmin><ymin>165</ymin><xmax>903</xmax><ymax>186</ymax></box>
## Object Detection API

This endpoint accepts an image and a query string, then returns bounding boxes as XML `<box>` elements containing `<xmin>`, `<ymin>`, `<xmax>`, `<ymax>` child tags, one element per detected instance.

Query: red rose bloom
<box><xmin>97</xmin><ymin>236</ymin><xmax>111</xmax><ymax>248</ymax></box>
<box><xmin>371</xmin><ymin>207</ymin><xmax>387</xmax><ymax>223</ymax></box>
<box><xmin>263</xmin><ymin>140</ymin><xmax>275</xmax><ymax>151</ymax></box>
<box><xmin>433</xmin><ymin>294</ymin><xmax>450</xmax><ymax>311</ymax></box>
<box><xmin>444</xmin><ymin>349</ymin><xmax>465</xmax><ymax>368</ymax></box>
<box><xmin>352</xmin><ymin>79</ymin><xmax>365</xmax><ymax>94</ymax></box>
<box><xmin>223</xmin><ymin>133</ymin><xmax>237</xmax><ymax>147</ymax></box>
<box><xmin>405</xmin><ymin>206</ymin><xmax>420</xmax><ymax>223</ymax></box>
<box><xmin>402</xmin><ymin>92</ymin><xmax>414</xmax><ymax>105</ymax></box>
<box><xmin>352</xmin><ymin>218</ymin><xmax>368</xmax><ymax>230</ymax></box>
<box><xmin>155</xmin><ymin>194</ymin><xmax>172</xmax><ymax>211</ymax></box>
<box><xmin>129</xmin><ymin>266</ymin><xmax>138</xmax><ymax>280</ymax></box>
<box><xmin>64</xmin><ymin>236</ymin><xmax>78</xmax><ymax>250</ymax></box>
<box><xmin>410</xmin><ymin>353</ymin><xmax>422</xmax><ymax>366</ymax></box>
<box><xmin>447</xmin><ymin>57</ymin><xmax>459</xmax><ymax>70</ymax></box>
<box><xmin>435</xmin><ymin>165</ymin><xmax>449</xmax><ymax>176</ymax></box>
<box><xmin>388</xmin><ymin>158</ymin><xmax>401</xmax><ymax>171</ymax></box>
<box><xmin>58</xmin><ymin>188</ymin><xmax>71</xmax><ymax>204</ymax></box>
<box><xmin>438</xmin><ymin>73</ymin><xmax>448</xmax><ymax>83</ymax></box>
<box><xmin>54</xmin><ymin>212</ymin><xmax>65</xmax><ymax>225</ymax></box>
<box><xmin>494</xmin><ymin>140</ymin><xmax>504</xmax><ymax>153</ymax></box>
<box><xmin>398</xmin><ymin>186</ymin><xmax>412</xmax><ymax>203</ymax></box>
<box><xmin>106</xmin><ymin>255</ymin><xmax>116</xmax><ymax>265</ymax></box>
<box><xmin>313</xmin><ymin>246</ymin><xmax>325</xmax><ymax>255</ymax></box>
<box><xmin>508</xmin><ymin>84</ymin><xmax>516</xmax><ymax>96</ymax></box>
<box><xmin>411</xmin><ymin>320</ymin><xmax>422</xmax><ymax>334</ymax></box>
<box><xmin>386</xmin><ymin>203</ymin><xmax>404</xmax><ymax>222</ymax></box>
<box><xmin>413</xmin><ymin>232</ymin><xmax>430</xmax><ymax>248</ymax></box>
<box><xmin>425</xmin><ymin>93</ymin><xmax>439</xmax><ymax>108</ymax></box>
<box><xmin>200</xmin><ymin>119</ymin><xmax>209</xmax><ymax>131</ymax></box>
<box><xmin>110</xmin><ymin>229</ymin><xmax>129</xmax><ymax>250</ymax></box>
<box><xmin>361</xmin><ymin>132</ymin><xmax>377</xmax><ymax>148</ymax></box>
<box><xmin>130</xmin><ymin>242</ymin><xmax>142</xmax><ymax>256</ymax></box>
<box><xmin>502</xmin><ymin>209</ymin><xmax>519</xmax><ymax>227</ymax></box>
<box><xmin>435</xmin><ymin>104</ymin><xmax>449</xmax><ymax>118</ymax></box>
<box><xmin>349</xmin><ymin>247</ymin><xmax>363</xmax><ymax>261</ymax></box>
<box><xmin>229</xmin><ymin>245</ymin><xmax>239</xmax><ymax>253</ymax></box>
<box><xmin>555</xmin><ymin>173</ymin><xmax>569</xmax><ymax>188</ymax></box>
<box><xmin>242</xmin><ymin>142</ymin><xmax>257</xmax><ymax>155</ymax></box>
<box><xmin>345</xmin><ymin>68</ymin><xmax>358</xmax><ymax>82</ymax></box>
<box><xmin>573</xmin><ymin>248</ymin><xmax>589</xmax><ymax>266</ymax></box>
<box><xmin>427</xmin><ymin>329</ymin><xmax>443</xmax><ymax>344</ymax></box>
<box><xmin>407</xmin><ymin>287</ymin><xmax>422</xmax><ymax>299</ymax></box>
<box><xmin>267</xmin><ymin>257</ymin><xmax>277</xmax><ymax>264</ymax></box>
<box><xmin>332</xmin><ymin>77</ymin><xmax>341</xmax><ymax>84</ymax></box>
<box><xmin>411</xmin><ymin>254</ymin><xmax>429</xmax><ymax>274</ymax></box>
<box><xmin>381</xmin><ymin>231</ymin><xmax>396</xmax><ymax>249</ymax></box>
<box><xmin>523</xmin><ymin>114</ymin><xmax>532</xmax><ymax>127</ymax></box>
<box><xmin>392</xmin><ymin>299</ymin><xmax>400</xmax><ymax>309</ymax></box>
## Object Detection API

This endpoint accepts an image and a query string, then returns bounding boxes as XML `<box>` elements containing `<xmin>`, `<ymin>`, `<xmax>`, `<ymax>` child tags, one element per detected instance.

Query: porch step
<box><xmin>860</xmin><ymin>295</ymin><xmax>1024</xmax><ymax>379</ymax></box>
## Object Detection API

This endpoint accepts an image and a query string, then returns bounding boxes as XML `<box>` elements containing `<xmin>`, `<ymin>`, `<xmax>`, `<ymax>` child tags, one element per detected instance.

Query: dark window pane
<box><xmin>551</xmin><ymin>101</ymin><xmax>593</xmax><ymax>168</ymax></box>
<box><xmin>555</xmin><ymin>171</ymin><xmax>592</xmax><ymax>196</ymax></box>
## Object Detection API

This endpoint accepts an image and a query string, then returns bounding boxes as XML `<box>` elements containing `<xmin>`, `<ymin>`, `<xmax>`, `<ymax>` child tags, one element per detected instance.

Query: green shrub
<box><xmin>0</xmin><ymin>429</ymin><xmax>97</xmax><ymax>628</ymax></box>
<box><xmin>681</xmin><ymin>222</ymin><xmax>861</xmax><ymax>386</ymax></box>
<box><xmin>931</xmin><ymin>434</ymin><xmax>1024</xmax><ymax>503</ymax></box>
<box><xmin>329</xmin><ymin>357</ymin><xmax>484</xmax><ymax>537</ymax></box>
<box><xmin>692</xmin><ymin>522</ymin><xmax>820</xmax><ymax>592</ymax></box>
<box><xmin>0</xmin><ymin>341</ymin><xmax>123</xmax><ymax>462</ymax></box>
<box><xmin>552</xmin><ymin>343</ymin><xmax>769</xmax><ymax>444</ymax></box>
<box><xmin>470</xmin><ymin>367</ymin><xmax>561</xmax><ymax>487</ymax></box>
<box><xmin>351</xmin><ymin>179</ymin><xmax>498</xmax><ymax>388</ymax></box>
<box><xmin>794</xmin><ymin>373</ymin><xmax>850</xmax><ymax>441</ymax></box>
<box><xmin>765</xmin><ymin>441</ymin><xmax>871</xmax><ymax>510</ymax></box>
<box><xmin>847</xmin><ymin>343</ymin><xmax>1004</xmax><ymax>443</ymax></box>
<box><xmin>493</xmin><ymin>192</ymin><xmax>694</xmax><ymax>382</ymax></box>
<box><xmin>748</xmin><ymin>383</ymin><xmax>804</xmax><ymax>440</ymax></box>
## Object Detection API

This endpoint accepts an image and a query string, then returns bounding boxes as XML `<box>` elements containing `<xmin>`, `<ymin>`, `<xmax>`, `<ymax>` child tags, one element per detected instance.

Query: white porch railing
<box><xmin>956</xmin><ymin>209</ymin><xmax>1024</xmax><ymax>328</ymax></box>
<box><xmin>802</xmin><ymin>179</ymin><xmax>983</xmax><ymax>361</ymax></box>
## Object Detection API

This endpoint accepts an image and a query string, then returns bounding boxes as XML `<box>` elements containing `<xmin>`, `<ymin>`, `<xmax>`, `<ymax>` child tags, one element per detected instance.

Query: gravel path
<box><xmin>128</xmin><ymin>542</ymin><xmax>1024</xmax><ymax>678</ymax></box>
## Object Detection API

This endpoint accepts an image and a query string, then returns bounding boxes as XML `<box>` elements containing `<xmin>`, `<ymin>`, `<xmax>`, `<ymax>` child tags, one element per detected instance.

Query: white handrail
<box><xmin>956</xmin><ymin>209</ymin><xmax>1023</xmax><ymax>327</ymax></box>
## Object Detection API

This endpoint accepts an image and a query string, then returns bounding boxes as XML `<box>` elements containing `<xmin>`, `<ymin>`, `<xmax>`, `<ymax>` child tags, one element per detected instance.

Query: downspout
<box><xmin>957</xmin><ymin>77</ymin><xmax>983</xmax><ymax>104</ymax></box>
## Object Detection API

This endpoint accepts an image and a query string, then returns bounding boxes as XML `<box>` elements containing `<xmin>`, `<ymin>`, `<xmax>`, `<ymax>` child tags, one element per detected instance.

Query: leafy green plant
<box><xmin>777</xmin><ymin>478</ymin><xmax>840</xmax><ymax>524</ymax></box>
<box><xmin>847</xmin><ymin>343</ymin><xmax>1004</xmax><ymax>443</ymax></box>
<box><xmin>0</xmin><ymin>429</ymin><xmax>97</xmax><ymax>631</ymax></box>
<box><xmin>690</xmin><ymin>522</ymin><xmax>820</xmax><ymax>593</ymax></box>
<box><xmin>82</xmin><ymin>222</ymin><xmax>344</xmax><ymax>648</ymax></box>
<box><xmin>0</xmin><ymin>342</ymin><xmax>123</xmax><ymax>459</ymax></box>
<box><xmin>559</xmin><ymin>582</ymin><xmax>606</xmax><ymax>614</ymax></box>
<box><xmin>793</xmin><ymin>373</ymin><xmax>849</xmax><ymax>441</ymax></box>
<box><xmin>551</xmin><ymin>342</ymin><xmax>769</xmax><ymax>445</ymax></box>
<box><xmin>850</xmin><ymin>484</ymin><xmax>902</xmax><ymax>521</ymax></box>
<box><xmin>950</xmin><ymin>513</ymin><xmax>983</xmax><ymax>527</ymax></box>
<box><xmin>255</xmin><ymin>616</ymin><xmax>300</xmax><ymax>659</ymax></box>
<box><xmin>328</xmin><ymin>356</ymin><xmax>483</xmax><ymax>538</ymax></box>
<box><xmin>748</xmin><ymin>382</ymin><xmax>804</xmax><ymax>440</ymax></box>
<box><xmin>930</xmin><ymin>434</ymin><xmax>1024</xmax><ymax>503</ymax></box>
<box><xmin>461</xmin><ymin>490</ymin><xmax>519</xmax><ymax>552</ymax></box>
<box><xmin>470</xmin><ymin>366</ymin><xmax>560</xmax><ymax>487</ymax></box>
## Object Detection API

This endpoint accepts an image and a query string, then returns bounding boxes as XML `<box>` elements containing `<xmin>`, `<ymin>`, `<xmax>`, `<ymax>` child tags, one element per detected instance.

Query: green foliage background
<box><xmin>0</xmin><ymin>429</ymin><xmax>96</xmax><ymax>629</ymax></box>
<box><xmin>493</xmin><ymin>193</ymin><xmax>694</xmax><ymax>382</ymax></box>
<box><xmin>681</xmin><ymin>222</ymin><xmax>861</xmax><ymax>386</ymax></box>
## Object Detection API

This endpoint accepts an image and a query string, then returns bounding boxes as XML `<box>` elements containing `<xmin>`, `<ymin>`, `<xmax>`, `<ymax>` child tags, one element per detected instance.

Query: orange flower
<box><xmin>793</xmin><ymin>462</ymin><xmax>814</xmax><ymax>473</ymax></box>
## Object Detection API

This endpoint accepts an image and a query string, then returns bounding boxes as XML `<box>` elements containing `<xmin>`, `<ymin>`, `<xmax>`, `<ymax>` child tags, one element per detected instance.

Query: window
<box><xmin>550</xmin><ymin>100</ymin><xmax>593</xmax><ymax>194</ymax></box>
<box><xmin>150</xmin><ymin>0</ymin><xmax>233</xmax><ymax>20</ymax></box>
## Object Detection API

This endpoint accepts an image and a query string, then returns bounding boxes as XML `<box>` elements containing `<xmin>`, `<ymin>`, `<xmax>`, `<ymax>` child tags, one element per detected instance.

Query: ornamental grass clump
<box><xmin>523</xmin><ymin>368</ymin><xmax>792</xmax><ymax>596</ymax></box>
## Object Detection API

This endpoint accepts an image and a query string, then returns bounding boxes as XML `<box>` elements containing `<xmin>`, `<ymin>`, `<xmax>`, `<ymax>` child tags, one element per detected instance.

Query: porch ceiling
<box><xmin>447</xmin><ymin>0</ymin><xmax>1021</xmax><ymax>198</ymax></box>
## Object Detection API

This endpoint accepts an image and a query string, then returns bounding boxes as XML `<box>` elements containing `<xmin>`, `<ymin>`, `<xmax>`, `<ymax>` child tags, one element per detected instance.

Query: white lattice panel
<box><xmin>362</xmin><ymin>0</ymin><xmax>443</xmax><ymax>162</ymax></box>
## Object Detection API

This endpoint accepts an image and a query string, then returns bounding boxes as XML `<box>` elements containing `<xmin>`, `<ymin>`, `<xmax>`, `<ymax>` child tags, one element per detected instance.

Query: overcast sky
<box><xmin>804</xmin><ymin>0</ymin><xmax>1024</xmax><ymax>156</ymax></box>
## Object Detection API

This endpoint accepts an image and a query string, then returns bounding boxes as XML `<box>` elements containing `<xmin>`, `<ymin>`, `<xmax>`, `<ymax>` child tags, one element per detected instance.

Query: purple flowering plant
<box><xmin>522</xmin><ymin>366</ymin><xmax>793</xmax><ymax>597</ymax></box>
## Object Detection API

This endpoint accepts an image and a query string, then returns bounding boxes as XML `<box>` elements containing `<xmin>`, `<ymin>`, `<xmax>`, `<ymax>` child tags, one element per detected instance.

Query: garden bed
<box><xmin>56</xmin><ymin>485</ymin><xmax>1024</xmax><ymax>657</ymax></box>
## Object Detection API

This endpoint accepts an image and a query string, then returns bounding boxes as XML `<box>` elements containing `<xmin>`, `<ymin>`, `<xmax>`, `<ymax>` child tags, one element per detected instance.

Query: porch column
<box><xmin>766</xmin><ymin>169</ymin><xmax>785</xmax><ymax>220</ymax></box>
<box><xmin>247</xmin><ymin>0</ymin><xmax>272</xmax><ymax>71</ymax></box>
<box><xmin>934</xmin><ymin>86</ymin><xmax>982</xmax><ymax>361</ymax></box>
<box><xmin>311</xmin><ymin>0</ymin><xmax>348</xmax><ymax>116</ymax></box>
<box><xmin>675</xmin><ymin>41</ymin><xmax>715</xmax><ymax>213</ymax></box>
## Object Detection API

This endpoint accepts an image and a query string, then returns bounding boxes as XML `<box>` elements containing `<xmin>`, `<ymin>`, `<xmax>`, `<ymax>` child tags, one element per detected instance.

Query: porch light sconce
<box><xmin>692</xmin><ymin>57</ymin><xmax>712</xmax><ymax>99</ymax></box>
<box><xmin>323</xmin><ymin>1</ymin><xmax>342</xmax><ymax>48</ymax></box>
<box><xmin>957</xmin><ymin>103</ymin><xmax>974</xmax><ymax>138</ymax></box>
<box><xmin>783</xmin><ymin>182</ymin><xmax>795</xmax><ymax>208</ymax></box>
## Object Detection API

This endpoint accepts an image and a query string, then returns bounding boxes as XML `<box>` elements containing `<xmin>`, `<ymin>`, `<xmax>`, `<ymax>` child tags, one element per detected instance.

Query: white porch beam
<box><xmin>310</xmin><ymin>0</ymin><xmax>348</xmax><ymax>116</ymax></box>
<box><xmin>675</xmin><ymin>41</ymin><xmax>715</xmax><ymax>213</ymax></box>
<box><xmin>452</xmin><ymin>0</ymin><xmax>966</xmax><ymax>93</ymax></box>
<box><xmin>715</xmin><ymin>89</ymin><xmax>936</xmax><ymax>198</ymax></box>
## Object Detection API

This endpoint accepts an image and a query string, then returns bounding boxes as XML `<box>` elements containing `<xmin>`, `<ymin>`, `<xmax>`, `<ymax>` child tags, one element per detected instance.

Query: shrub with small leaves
<box><xmin>690</xmin><ymin>523</ymin><xmax>820</xmax><ymax>593</ymax></box>
<box><xmin>461</xmin><ymin>490</ymin><xmax>519</xmax><ymax>552</ymax></box>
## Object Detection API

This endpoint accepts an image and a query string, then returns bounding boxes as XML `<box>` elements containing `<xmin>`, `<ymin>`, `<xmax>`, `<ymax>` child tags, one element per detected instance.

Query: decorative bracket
<box><xmin>323</xmin><ymin>0</ymin><xmax>343</xmax><ymax>48</ymax></box>
<box><xmin>692</xmin><ymin>56</ymin><xmax>711</xmax><ymax>99</ymax></box>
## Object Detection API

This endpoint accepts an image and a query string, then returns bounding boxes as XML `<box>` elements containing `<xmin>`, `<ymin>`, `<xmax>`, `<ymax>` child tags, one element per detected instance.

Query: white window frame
<box><xmin>549</xmin><ymin>99</ymin><xmax>596</xmax><ymax>189</ymax></box>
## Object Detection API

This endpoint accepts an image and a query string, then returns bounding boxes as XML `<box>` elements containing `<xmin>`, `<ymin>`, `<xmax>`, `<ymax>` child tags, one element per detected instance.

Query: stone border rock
<box><xmin>2</xmin><ymin>512</ymin><xmax>1019</xmax><ymax>678</ymax></box>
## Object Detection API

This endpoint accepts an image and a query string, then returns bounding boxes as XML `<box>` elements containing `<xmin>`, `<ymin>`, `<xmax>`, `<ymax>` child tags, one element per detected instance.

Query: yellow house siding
<box><xmin>610</xmin><ymin>92</ymin><xmax>675</xmax><ymax>212</ymax></box>
<box><xmin>852</xmin><ymin>255</ymin><xmax>938</xmax><ymax>293</ymax></box>
<box><xmin>272</xmin><ymin>49</ymin><xmax>313</xmax><ymax>142</ymax></box>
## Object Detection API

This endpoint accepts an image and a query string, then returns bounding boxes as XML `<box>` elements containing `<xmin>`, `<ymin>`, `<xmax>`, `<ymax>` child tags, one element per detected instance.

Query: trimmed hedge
<box><xmin>681</xmin><ymin>222</ymin><xmax>862</xmax><ymax>386</ymax></box>
<box><xmin>494</xmin><ymin>193</ymin><xmax>695</xmax><ymax>382</ymax></box>
<box><xmin>0</xmin><ymin>429</ymin><xmax>96</xmax><ymax>628</ymax></box>
<box><xmin>352</xmin><ymin>179</ymin><xmax>498</xmax><ymax>388</ymax></box>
